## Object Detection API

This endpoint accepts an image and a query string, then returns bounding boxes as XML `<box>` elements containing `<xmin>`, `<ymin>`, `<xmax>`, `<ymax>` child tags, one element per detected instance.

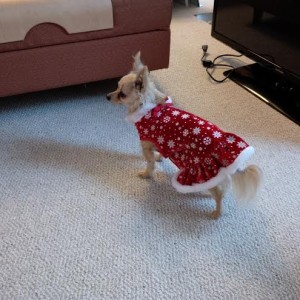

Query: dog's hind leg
<box><xmin>209</xmin><ymin>186</ymin><xmax>224</xmax><ymax>219</ymax></box>
<box><xmin>138</xmin><ymin>141</ymin><xmax>156</xmax><ymax>179</ymax></box>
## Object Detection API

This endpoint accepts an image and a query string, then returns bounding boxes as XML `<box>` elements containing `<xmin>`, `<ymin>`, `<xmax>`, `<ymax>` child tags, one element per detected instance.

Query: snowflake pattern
<box><xmin>168</xmin><ymin>140</ymin><xmax>175</xmax><ymax>148</ymax></box>
<box><xmin>227</xmin><ymin>136</ymin><xmax>235</xmax><ymax>144</ymax></box>
<box><xmin>183</xmin><ymin>129</ymin><xmax>189</xmax><ymax>137</ymax></box>
<box><xmin>163</xmin><ymin>116</ymin><xmax>171</xmax><ymax>123</ymax></box>
<box><xmin>204</xmin><ymin>158</ymin><xmax>212</xmax><ymax>165</ymax></box>
<box><xmin>157</xmin><ymin>136</ymin><xmax>164</xmax><ymax>144</ymax></box>
<box><xmin>203</xmin><ymin>137</ymin><xmax>212</xmax><ymax>145</ymax></box>
<box><xmin>193</xmin><ymin>127</ymin><xmax>201</xmax><ymax>135</ymax></box>
<box><xmin>222</xmin><ymin>159</ymin><xmax>229</xmax><ymax>167</ymax></box>
<box><xmin>135</xmin><ymin>97</ymin><xmax>251</xmax><ymax>189</ymax></box>
<box><xmin>213</xmin><ymin>131</ymin><xmax>222</xmax><ymax>138</ymax></box>
<box><xmin>237</xmin><ymin>141</ymin><xmax>247</xmax><ymax>148</ymax></box>
<box><xmin>212</xmin><ymin>152</ymin><xmax>219</xmax><ymax>159</ymax></box>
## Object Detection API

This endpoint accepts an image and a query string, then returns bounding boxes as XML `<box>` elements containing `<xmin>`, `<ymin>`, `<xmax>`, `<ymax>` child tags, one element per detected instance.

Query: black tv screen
<box><xmin>211</xmin><ymin>0</ymin><xmax>300</xmax><ymax>125</ymax></box>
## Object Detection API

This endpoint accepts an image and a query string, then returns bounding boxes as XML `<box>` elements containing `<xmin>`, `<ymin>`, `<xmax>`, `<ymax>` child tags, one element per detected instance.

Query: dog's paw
<box><xmin>210</xmin><ymin>210</ymin><xmax>221</xmax><ymax>220</ymax></box>
<box><xmin>138</xmin><ymin>170</ymin><xmax>152</xmax><ymax>179</ymax></box>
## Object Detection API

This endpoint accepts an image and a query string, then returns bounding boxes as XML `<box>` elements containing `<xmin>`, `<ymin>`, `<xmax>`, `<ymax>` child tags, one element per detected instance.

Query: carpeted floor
<box><xmin>1</xmin><ymin>5</ymin><xmax>300</xmax><ymax>300</ymax></box>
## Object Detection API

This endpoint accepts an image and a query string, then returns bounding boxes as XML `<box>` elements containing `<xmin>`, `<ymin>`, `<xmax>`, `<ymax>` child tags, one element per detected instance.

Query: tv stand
<box><xmin>224</xmin><ymin>63</ymin><xmax>300</xmax><ymax>126</ymax></box>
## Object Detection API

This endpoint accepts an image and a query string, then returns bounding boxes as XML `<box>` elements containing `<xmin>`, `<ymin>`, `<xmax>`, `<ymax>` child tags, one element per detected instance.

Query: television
<box><xmin>211</xmin><ymin>0</ymin><xmax>300</xmax><ymax>125</ymax></box>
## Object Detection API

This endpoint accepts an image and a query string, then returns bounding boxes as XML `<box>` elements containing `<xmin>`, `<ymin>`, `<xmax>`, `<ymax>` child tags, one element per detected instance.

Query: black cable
<box><xmin>201</xmin><ymin>45</ymin><xmax>243</xmax><ymax>83</ymax></box>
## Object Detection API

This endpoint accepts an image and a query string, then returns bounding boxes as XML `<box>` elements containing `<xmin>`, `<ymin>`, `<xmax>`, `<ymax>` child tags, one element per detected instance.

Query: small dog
<box><xmin>107</xmin><ymin>52</ymin><xmax>262</xmax><ymax>218</ymax></box>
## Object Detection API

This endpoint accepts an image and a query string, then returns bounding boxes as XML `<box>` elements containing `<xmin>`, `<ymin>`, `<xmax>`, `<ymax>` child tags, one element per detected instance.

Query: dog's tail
<box><xmin>231</xmin><ymin>165</ymin><xmax>263</xmax><ymax>203</ymax></box>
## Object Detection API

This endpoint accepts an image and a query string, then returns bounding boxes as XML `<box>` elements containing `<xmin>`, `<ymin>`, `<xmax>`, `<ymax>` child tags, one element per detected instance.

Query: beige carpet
<box><xmin>0</xmin><ymin>5</ymin><xmax>300</xmax><ymax>300</ymax></box>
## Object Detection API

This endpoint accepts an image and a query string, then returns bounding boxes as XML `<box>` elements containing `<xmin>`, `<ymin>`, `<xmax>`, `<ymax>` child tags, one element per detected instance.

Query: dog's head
<box><xmin>106</xmin><ymin>52</ymin><xmax>150</xmax><ymax>109</ymax></box>
<box><xmin>107</xmin><ymin>51</ymin><xmax>167</xmax><ymax>116</ymax></box>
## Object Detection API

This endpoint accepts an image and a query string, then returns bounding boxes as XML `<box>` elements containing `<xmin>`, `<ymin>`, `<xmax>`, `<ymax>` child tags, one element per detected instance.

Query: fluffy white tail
<box><xmin>231</xmin><ymin>165</ymin><xmax>263</xmax><ymax>203</ymax></box>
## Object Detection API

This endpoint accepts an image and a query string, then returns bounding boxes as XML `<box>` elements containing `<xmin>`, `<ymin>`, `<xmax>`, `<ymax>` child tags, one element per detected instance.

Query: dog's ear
<box><xmin>135</xmin><ymin>66</ymin><xmax>149</xmax><ymax>92</ymax></box>
<box><xmin>132</xmin><ymin>51</ymin><xmax>144</xmax><ymax>73</ymax></box>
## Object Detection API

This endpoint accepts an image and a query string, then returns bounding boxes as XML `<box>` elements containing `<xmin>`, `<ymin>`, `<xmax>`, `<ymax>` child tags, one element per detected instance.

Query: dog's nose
<box><xmin>106</xmin><ymin>94</ymin><xmax>111</xmax><ymax>101</ymax></box>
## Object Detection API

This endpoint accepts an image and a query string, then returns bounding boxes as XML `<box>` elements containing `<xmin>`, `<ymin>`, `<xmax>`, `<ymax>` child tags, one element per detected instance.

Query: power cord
<box><xmin>201</xmin><ymin>45</ymin><xmax>243</xmax><ymax>83</ymax></box>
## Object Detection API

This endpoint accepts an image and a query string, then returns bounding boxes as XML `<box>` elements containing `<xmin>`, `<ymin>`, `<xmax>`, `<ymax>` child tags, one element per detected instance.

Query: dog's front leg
<box><xmin>139</xmin><ymin>141</ymin><xmax>156</xmax><ymax>179</ymax></box>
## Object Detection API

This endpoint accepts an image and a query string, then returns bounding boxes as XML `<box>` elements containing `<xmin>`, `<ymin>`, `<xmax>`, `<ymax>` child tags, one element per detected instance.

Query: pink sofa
<box><xmin>0</xmin><ymin>0</ymin><xmax>172</xmax><ymax>98</ymax></box>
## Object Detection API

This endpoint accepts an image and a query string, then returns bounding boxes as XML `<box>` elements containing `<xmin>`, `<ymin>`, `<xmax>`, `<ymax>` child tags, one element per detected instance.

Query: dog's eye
<box><xmin>118</xmin><ymin>91</ymin><xmax>126</xmax><ymax>99</ymax></box>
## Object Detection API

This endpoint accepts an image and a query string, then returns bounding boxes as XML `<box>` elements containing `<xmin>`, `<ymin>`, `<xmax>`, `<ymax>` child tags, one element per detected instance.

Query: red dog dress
<box><xmin>134</xmin><ymin>97</ymin><xmax>255</xmax><ymax>193</ymax></box>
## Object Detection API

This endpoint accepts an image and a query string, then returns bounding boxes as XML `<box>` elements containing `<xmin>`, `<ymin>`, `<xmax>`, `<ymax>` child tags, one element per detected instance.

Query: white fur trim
<box><xmin>125</xmin><ymin>96</ymin><xmax>172</xmax><ymax>123</ymax></box>
<box><xmin>125</xmin><ymin>103</ymin><xmax>156</xmax><ymax>123</ymax></box>
<box><xmin>171</xmin><ymin>146</ymin><xmax>255</xmax><ymax>193</ymax></box>
<box><xmin>165</xmin><ymin>97</ymin><xmax>173</xmax><ymax>104</ymax></box>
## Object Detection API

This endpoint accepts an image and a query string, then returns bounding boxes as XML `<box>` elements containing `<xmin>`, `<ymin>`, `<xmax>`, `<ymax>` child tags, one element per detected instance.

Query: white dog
<box><xmin>107</xmin><ymin>52</ymin><xmax>262</xmax><ymax>218</ymax></box>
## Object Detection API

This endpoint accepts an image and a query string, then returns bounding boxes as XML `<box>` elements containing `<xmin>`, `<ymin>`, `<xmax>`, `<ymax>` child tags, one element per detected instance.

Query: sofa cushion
<box><xmin>0</xmin><ymin>0</ymin><xmax>114</xmax><ymax>44</ymax></box>
<box><xmin>0</xmin><ymin>0</ymin><xmax>172</xmax><ymax>53</ymax></box>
